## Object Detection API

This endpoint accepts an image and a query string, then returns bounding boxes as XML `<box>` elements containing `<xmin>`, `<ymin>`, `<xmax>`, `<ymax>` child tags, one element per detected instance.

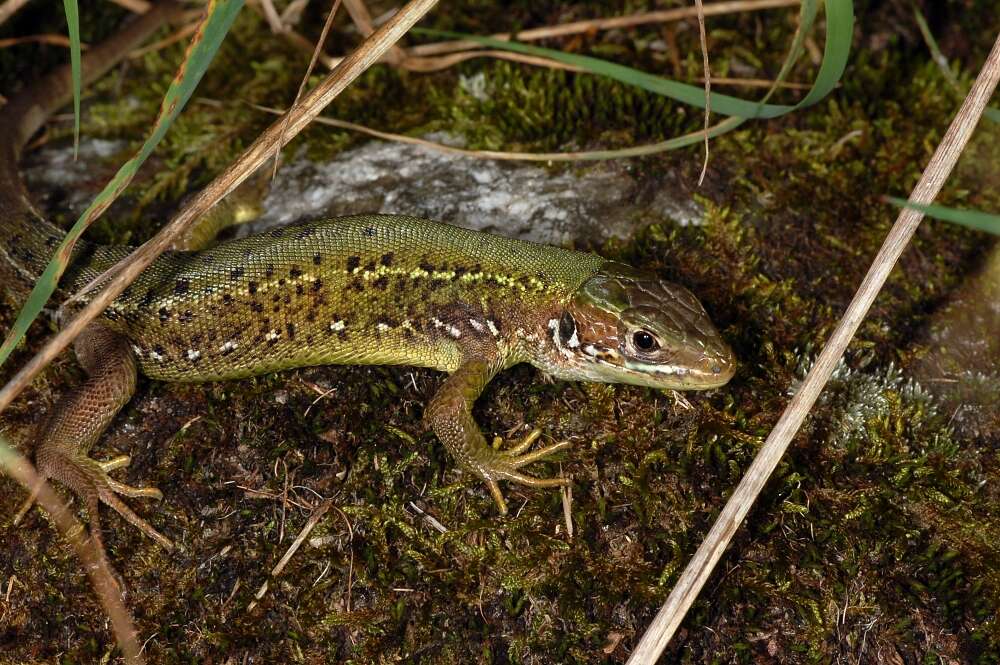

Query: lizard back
<box><xmin>96</xmin><ymin>214</ymin><xmax>605</xmax><ymax>381</ymax></box>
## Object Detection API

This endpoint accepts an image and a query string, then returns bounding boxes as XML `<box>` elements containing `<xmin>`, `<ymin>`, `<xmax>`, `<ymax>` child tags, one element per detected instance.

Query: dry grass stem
<box><xmin>255</xmin><ymin>0</ymin><xmax>285</xmax><ymax>33</ymax></box>
<box><xmin>273</xmin><ymin>0</ymin><xmax>344</xmax><ymax>178</ymax></box>
<box><xmin>402</xmin><ymin>49</ymin><xmax>584</xmax><ymax>73</ymax></box>
<box><xmin>0</xmin><ymin>0</ymin><xmax>32</xmax><ymax>27</ymax></box>
<box><xmin>697</xmin><ymin>76</ymin><xmax>813</xmax><ymax>89</ymax></box>
<box><xmin>129</xmin><ymin>20</ymin><xmax>198</xmax><ymax>58</ymax></box>
<box><xmin>0</xmin><ymin>0</ymin><xmax>440</xmax><ymax>424</ymax></box>
<box><xmin>271</xmin><ymin>499</ymin><xmax>334</xmax><ymax>577</ymax></box>
<box><xmin>626</xmin><ymin>31</ymin><xmax>1000</xmax><ymax>665</ymax></box>
<box><xmin>0</xmin><ymin>34</ymin><xmax>78</xmax><ymax>49</ymax></box>
<box><xmin>108</xmin><ymin>0</ymin><xmax>152</xmax><ymax>13</ymax></box>
<box><xmin>695</xmin><ymin>0</ymin><xmax>710</xmax><ymax>186</ymax></box>
<box><xmin>343</xmin><ymin>0</ymin><xmax>406</xmax><ymax>65</ymax></box>
<box><xmin>408</xmin><ymin>0</ymin><xmax>800</xmax><ymax>57</ymax></box>
<box><xmin>0</xmin><ymin>442</ymin><xmax>144</xmax><ymax>664</ymax></box>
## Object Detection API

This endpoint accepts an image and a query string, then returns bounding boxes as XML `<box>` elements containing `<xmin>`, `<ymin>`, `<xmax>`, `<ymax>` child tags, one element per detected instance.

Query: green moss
<box><xmin>3</xmin><ymin>1</ymin><xmax>1000</xmax><ymax>662</ymax></box>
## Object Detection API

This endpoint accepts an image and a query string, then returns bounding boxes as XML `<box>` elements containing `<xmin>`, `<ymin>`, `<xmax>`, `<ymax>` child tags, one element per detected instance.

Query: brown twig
<box><xmin>343</xmin><ymin>0</ymin><xmax>406</xmax><ymax>65</ymax></box>
<box><xmin>0</xmin><ymin>0</ymin><xmax>440</xmax><ymax>432</ymax></box>
<box><xmin>272</xmin><ymin>0</ymin><xmax>344</xmax><ymax>178</ymax></box>
<box><xmin>0</xmin><ymin>439</ymin><xmax>145</xmax><ymax>664</ymax></box>
<box><xmin>108</xmin><ymin>0</ymin><xmax>152</xmax><ymax>13</ymax></box>
<box><xmin>625</xmin><ymin>31</ymin><xmax>1000</xmax><ymax>665</ymax></box>
<box><xmin>0</xmin><ymin>34</ymin><xmax>80</xmax><ymax>49</ymax></box>
<box><xmin>695</xmin><ymin>76</ymin><xmax>813</xmax><ymax>89</ymax></box>
<box><xmin>0</xmin><ymin>0</ymin><xmax>32</xmax><ymax>28</ymax></box>
<box><xmin>408</xmin><ymin>0</ymin><xmax>800</xmax><ymax>57</ymax></box>
<box><xmin>129</xmin><ymin>19</ymin><xmax>198</xmax><ymax>58</ymax></box>
<box><xmin>694</xmin><ymin>0</ymin><xmax>710</xmax><ymax>186</ymax></box>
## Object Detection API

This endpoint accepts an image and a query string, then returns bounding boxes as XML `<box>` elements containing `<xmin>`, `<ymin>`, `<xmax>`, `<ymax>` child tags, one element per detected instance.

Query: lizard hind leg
<box><xmin>22</xmin><ymin>323</ymin><xmax>173</xmax><ymax>550</ymax></box>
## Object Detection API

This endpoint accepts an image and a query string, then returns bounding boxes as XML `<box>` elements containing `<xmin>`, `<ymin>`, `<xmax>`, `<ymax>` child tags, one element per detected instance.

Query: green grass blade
<box><xmin>0</xmin><ymin>0</ymin><xmax>244</xmax><ymax>369</ymax></box>
<box><xmin>555</xmin><ymin>0</ymin><xmax>820</xmax><ymax>159</ymax></box>
<box><xmin>913</xmin><ymin>4</ymin><xmax>999</xmax><ymax>125</ymax></box>
<box><xmin>62</xmin><ymin>0</ymin><xmax>81</xmax><ymax>158</ymax></box>
<box><xmin>414</xmin><ymin>0</ymin><xmax>853</xmax><ymax>120</ymax></box>
<box><xmin>885</xmin><ymin>197</ymin><xmax>1000</xmax><ymax>235</ymax></box>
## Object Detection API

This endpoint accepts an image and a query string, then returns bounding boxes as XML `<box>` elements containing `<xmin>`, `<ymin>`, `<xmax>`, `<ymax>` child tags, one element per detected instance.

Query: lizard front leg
<box><xmin>425</xmin><ymin>357</ymin><xmax>571</xmax><ymax>515</ymax></box>
<box><xmin>15</xmin><ymin>322</ymin><xmax>172</xmax><ymax>550</ymax></box>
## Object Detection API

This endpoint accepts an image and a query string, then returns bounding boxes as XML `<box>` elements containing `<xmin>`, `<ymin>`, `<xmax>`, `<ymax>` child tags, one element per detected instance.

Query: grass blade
<box><xmin>0</xmin><ymin>0</ymin><xmax>244</xmax><ymax>369</ymax></box>
<box><xmin>62</xmin><ymin>0</ymin><xmax>81</xmax><ymax>157</ymax></box>
<box><xmin>885</xmin><ymin>197</ymin><xmax>1000</xmax><ymax>235</ymax></box>
<box><xmin>414</xmin><ymin>0</ymin><xmax>852</xmax><ymax>120</ymax></box>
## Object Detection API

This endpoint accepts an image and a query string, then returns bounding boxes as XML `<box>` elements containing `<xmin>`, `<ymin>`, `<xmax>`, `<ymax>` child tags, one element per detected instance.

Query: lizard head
<box><xmin>539</xmin><ymin>262</ymin><xmax>735</xmax><ymax>390</ymax></box>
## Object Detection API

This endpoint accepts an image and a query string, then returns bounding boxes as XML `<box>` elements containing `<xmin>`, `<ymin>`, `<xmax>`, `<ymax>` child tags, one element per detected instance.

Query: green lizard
<box><xmin>1</xmin><ymin>3</ymin><xmax>734</xmax><ymax>553</ymax></box>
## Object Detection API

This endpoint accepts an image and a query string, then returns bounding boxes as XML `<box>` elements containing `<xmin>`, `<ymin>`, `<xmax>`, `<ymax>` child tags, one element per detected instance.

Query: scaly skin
<box><xmin>2</xmin><ymin>3</ymin><xmax>735</xmax><ymax>552</ymax></box>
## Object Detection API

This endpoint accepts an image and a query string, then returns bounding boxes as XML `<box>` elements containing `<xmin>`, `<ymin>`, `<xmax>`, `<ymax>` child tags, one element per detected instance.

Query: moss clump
<box><xmin>2</xmin><ymin>1</ymin><xmax>1000</xmax><ymax>663</ymax></box>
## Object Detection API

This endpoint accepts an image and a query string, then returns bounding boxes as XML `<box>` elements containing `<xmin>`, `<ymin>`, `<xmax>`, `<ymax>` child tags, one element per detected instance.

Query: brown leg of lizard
<box><xmin>425</xmin><ymin>358</ymin><xmax>571</xmax><ymax>515</ymax></box>
<box><xmin>17</xmin><ymin>322</ymin><xmax>172</xmax><ymax>550</ymax></box>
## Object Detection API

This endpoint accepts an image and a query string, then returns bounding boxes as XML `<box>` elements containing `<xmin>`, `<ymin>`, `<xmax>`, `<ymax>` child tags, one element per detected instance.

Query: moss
<box><xmin>3</xmin><ymin>0</ymin><xmax>1000</xmax><ymax>663</ymax></box>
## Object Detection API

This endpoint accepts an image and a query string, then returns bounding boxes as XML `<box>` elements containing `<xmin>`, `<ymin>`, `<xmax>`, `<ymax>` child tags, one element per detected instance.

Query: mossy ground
<box><xmin>1</xmin><ymin>1</ymin><xmax>999</xmax><ymax>662</ymax></box>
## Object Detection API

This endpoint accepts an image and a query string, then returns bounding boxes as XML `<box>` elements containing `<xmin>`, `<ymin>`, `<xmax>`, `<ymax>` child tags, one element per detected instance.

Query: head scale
<box><xmin>539</xmin><ymin>262</ymin><xmax>735</xmax><ymax>390</ymax></box>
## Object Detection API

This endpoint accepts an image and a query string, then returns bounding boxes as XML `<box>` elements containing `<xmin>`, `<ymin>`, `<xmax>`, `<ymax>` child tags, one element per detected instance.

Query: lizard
<box><xmin>0</xmin><ymin>2</ymin><xmax>735</xmax><ymax>554</ymax></box>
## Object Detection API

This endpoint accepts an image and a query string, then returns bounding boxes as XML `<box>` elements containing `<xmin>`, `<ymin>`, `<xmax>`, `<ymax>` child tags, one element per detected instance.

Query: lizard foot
<box><xmin>16</xmin><ymin>451</ymin><xmax>173</xmax><ymax>550</ymax></box>
<box><xmin>481</xmin><ymin>428</ymin><xmax>571</xmax><ymax>515</ymax></box>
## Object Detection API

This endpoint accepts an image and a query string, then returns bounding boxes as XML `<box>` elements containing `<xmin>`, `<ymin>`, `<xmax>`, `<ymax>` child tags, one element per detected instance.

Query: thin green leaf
<box><xmin>62</xmin><ymin>0</ymin><xmax>81</xmax><ymax>157</ymax></box>
<box><xmin>0</xmin><ymin>0</ymin><xmax>244</xmax><ymax>369</ymax></box>
<box><xmin>414</xmin><ymin>0</ymin><xmax>853</xmax><ymax>120</ymax></box>
<box><xmin>885</xmin><ymin>197</ymin><xmax>1000</xmax><ymax>235</ymax></box>
<box><xmin>913</xmin><ymin>3</ymin><xmax>999</xmax><ymax>124</ymax></box>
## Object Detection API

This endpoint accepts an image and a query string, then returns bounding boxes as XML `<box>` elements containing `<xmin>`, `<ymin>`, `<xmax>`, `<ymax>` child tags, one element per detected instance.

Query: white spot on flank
<box><xmin>131</xmin><ymin>345</ymin><xmax>144</xmax><ymax>357</ymax></box>
<box><xmin>486</xmin><ymin>320</ymin><xmax>500</xmax><ymax>337</ymax></box>
<box><xmin>567</xmin><ymin>330</ymin><xmax>580</xmax><ymax>348</ymax></box>
<box><xmin>431</xmin><ymin>317</ymin><xmax>445</xmax><ymax>328</ymax></box>
<box><xmin>377</xmin><ymin>322</ymin><xmax>390</xmax><ymax>332</ymax></box>
<box><xmin>330</xmin><ymin>320</ymin><xmax>345</xmax><ymax>331</ymax></box>
<box><xmin>447</xmin><ymin>325</ymin><xmax>462</xmax><ymax>338</ymax></box>
<box><xmin>469</xmin><ymin>319</ymin><xmax>484</xmax><ymax>333</ymax></box>
<box><xmin>266</xmin><ymin>330</ymin><xmax>280</xmax><ymax>341</ymax></box>
<box><xmin>149</xmin><ymin>350</ymin><xmax>164</xmax><ymax>362</ymax></box>
<box><xmin>583</xmin><ymin>344</ymin><xmax>599</xmax><ymax>357</ymax></box>
<box><xmin>219</xmin><ymin>340</ymin><xmax>237</xmax><ymax>353</ymax></box>
<box><xmin>187</xmin><ymin>349</ymin><xmax>201</xmax><ymax>361</ymax></box>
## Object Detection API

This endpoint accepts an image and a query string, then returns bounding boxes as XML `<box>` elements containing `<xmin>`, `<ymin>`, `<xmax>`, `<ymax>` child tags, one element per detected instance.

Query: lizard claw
<box><xmin>27</xmin><ymin>450</ymin><xmax>173</xmax><ymax>550</ymax></box>
<box><xmin>480</xmin><ymin>429</ymin><xmax>571</xmax><ymax>515</ymax></box>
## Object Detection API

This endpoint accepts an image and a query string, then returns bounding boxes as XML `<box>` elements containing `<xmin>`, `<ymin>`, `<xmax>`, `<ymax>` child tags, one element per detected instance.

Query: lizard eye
<box><xmin>633</xmin><ymin>330</ymin><xmax>658</xmax><ymax>351</ymax></box>
<box><xmin>559</xmin><ymin>311</ymin><xmax>576</xmax><ymax>345</ymax></box>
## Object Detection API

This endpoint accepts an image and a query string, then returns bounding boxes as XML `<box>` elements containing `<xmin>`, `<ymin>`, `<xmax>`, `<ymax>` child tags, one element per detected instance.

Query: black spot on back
<box><xmin>346</xmin><ymin>256</ymin><xmax>360</xmax><ymax>272</ymax></box>
<box><xmin>174</xmin><ymin>279</ymin><xmax>190</xmax><ymax>295</ymax></box>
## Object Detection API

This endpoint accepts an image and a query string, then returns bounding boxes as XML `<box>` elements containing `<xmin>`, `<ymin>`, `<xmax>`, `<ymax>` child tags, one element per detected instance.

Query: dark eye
<box><xmin>559</xmin><ymin>311</ymin><xmax>576</xmax><ymax>345</ymax></box>
<box><xmin>633</xmin><ymin>330</ymin><xmax>658</xmax><ymax>351</ymax></box>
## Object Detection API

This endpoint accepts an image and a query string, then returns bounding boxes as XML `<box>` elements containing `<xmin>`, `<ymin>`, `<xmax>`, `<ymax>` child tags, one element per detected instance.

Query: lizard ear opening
<box><xmin>558</xmin><ymin>311</ymin><xmax>577</xmax><ymax>347</ymax></box>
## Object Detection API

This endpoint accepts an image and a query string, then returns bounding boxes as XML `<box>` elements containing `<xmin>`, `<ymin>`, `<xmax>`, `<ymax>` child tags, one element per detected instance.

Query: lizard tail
<box><xmin>0</xmin><ymin>1</ymin><xmax>182</xmax><ymax>302</ymax></box>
